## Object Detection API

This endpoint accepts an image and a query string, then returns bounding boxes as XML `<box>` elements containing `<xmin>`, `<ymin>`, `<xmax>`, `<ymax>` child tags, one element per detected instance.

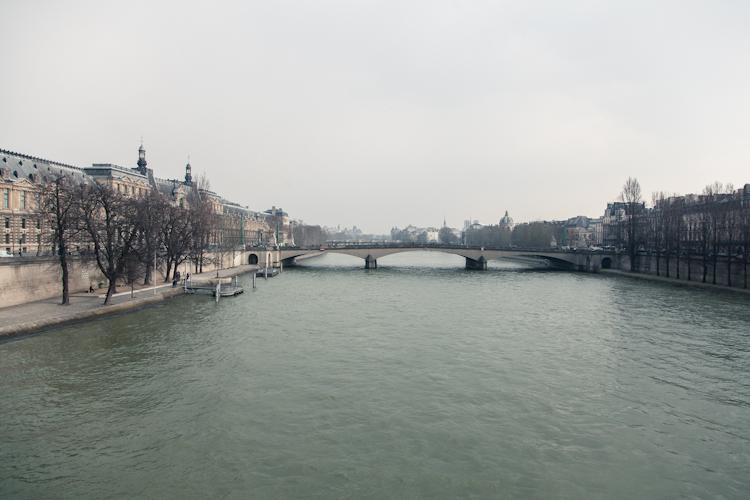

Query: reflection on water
<box><xmin>1</xmin><ymin>252</ymin><xmax>749</xmax><ymax>499</ymax></box>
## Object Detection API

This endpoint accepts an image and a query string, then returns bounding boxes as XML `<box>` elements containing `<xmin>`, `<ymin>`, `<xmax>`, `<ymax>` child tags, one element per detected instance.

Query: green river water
<box><xmin>1</xmin><ymin>252</ymin><xmax>749</xmax><ymax>499</ymax></box>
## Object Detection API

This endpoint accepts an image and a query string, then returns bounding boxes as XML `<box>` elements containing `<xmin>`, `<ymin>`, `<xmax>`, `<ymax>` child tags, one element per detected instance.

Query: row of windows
<box><xmin>3</xmin><ymin>234</ymin><xmax>41</xmax><ymax>244</ymax></box>
<box><xmin>116</xmin><ymin>183</ymin><xmax>144</xmax><ymax>197</ymax></box>
<box><xmin>2</xmin><ymin>188</ymin><xmax>40</xmax><ymax>210</ymax></box>
<box><xmin>4</xmin><ymin>217</ymin><xmax>40</xmax><ymax>229</ymax></box>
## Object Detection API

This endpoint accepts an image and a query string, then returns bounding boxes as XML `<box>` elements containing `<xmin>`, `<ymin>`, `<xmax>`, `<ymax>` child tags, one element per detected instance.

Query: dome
<box><xmin>499</xmin><ymin>210</ymin><xmax>514</xmax><ymax>224</ymax></box>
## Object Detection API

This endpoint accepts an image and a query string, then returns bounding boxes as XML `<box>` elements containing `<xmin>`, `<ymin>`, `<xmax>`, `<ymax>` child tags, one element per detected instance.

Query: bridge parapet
<box><xmin>246</xmin><ymin>244</ymin><xmax>619</xmax><ymax>272</ymax></box>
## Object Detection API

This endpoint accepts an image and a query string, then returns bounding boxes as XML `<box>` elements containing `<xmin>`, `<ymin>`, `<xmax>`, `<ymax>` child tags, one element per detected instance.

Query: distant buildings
<box><xmin>498</xmin><ymin>211</ymin><xmax>515</xmax><ymax>232</ymax></box>
<box><xmin>390</xmin><ymin>225</ymin><xmax>441</xmax><ymax>243</ymax></box>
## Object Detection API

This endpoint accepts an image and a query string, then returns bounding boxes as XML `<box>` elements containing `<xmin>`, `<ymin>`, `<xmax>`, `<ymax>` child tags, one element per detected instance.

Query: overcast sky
<box><xmin>2</xmin><ymin>1</ymin><xmax>749</xmax><ymax>233</ymax></box>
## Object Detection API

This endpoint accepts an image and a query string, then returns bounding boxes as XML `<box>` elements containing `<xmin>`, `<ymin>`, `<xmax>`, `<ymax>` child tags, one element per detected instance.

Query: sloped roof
<box><xmin>1</xmin><ymin>149</ymin><xmax>94</xmax><ymax>186</ymax></box>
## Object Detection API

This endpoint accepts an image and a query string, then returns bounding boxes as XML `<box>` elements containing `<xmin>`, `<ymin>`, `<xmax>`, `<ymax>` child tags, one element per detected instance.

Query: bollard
<box><xmin>264</xmin><ymin>268</ymin><xmax>267</xmax><ymax>280</ymax></box>
<box><xmin>280</xmin><ymin>262</ymin><xmax>283</xmax><ymax>273</ymax></box>
<box><xmin>253</xmin><ymin>273</ymin><xmax>256</xmax><ymax>288</ymax></box>
<box><xmin>216</xmin><ymin>282</ymin><xmax>220</xmax><ymax>303</ymax></box>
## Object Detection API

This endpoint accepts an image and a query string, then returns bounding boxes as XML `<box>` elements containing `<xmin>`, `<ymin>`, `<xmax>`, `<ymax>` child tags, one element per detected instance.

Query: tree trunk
<box><xmin>712</xmin><ymin>256</ymin><xmax>717</xmax><ymax>284</ymax></box>
<box><xmin>143</xmin><ymin>263</ymin><xmax>152</xmax><ymax>286</ymax></box>
<box><xmin>727</xmin><ymin>255</ymin><xmax>732</xmax><ymax>287</ymax></box>
<box><xmin>104</xmin><ymin>279</ymin><xmax>116</xmax><ymax>305</ymax></box>
<box><xmin>60</xmin><ymin>249</ymin><xmax>70</xmax><ymax>306</ymax></box>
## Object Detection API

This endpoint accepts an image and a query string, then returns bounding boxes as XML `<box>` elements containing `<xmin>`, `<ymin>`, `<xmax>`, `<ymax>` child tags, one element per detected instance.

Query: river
<box><xmin>1</xmin><ymin>252</ymin><xmax>749</xmax><ymax>499</ymax></box>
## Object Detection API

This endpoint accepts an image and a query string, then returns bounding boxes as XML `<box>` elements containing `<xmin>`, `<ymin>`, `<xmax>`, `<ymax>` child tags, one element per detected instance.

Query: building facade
<box><xmin>1</xmin><ymin>144</ymin><xmax>290</xmax><ymax>256</ymax></box>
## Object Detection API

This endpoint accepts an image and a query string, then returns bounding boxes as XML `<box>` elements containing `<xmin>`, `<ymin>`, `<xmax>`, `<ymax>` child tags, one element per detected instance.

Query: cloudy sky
<box><xmin>2</xmin><ymin>1</ymin><xmax>749</xmax><ymax>233</ymax></box>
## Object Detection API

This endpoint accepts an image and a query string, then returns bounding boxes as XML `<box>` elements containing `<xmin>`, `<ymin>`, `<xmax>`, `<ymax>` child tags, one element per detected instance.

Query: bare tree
<box><xmin>39</xmin><ymin>173</ymin><xmax>83</xmax><ymax>305</ymax></box>
<box><xmin>618</xmin><ymin>177</ymin><xmax>646</xmax><ymax>271</ymax></box>
<box><xmin>650</xmin><ymin>192</ymin><xmax>665</xmax><ymax>276</ymax></box>
<box><xmin>293</xmin><ymin>224</ymin><xmax>327</xmax><ymax>246</ymax></box>
<box><xmin>511</xmin><ymin>223</ymin><xmax>554</xmax><ymax>248</ymax></box>
<box><xmin>739</xmin><ymin>195</ymin><xmax>750</xmax><ymax>288</ymax></box>
<box><xmin>438</xmin><ymin>226</ymin><xmax>459</xmax><ymax>244</ymax></box>
<box><xmin>214</xmin><ymin>214</ymin><xmax>243</xmax><ymax>271</ymax></box>
<box><xmin>79</xmin><ymin>183</ymin><xmax>140</xmax><ymax>305</ymax></box>
<box><xmin>701</xmin><ymin>182</ymin><xmax>726</xmax><ymax>284</ymax></box>
<box><xmin>162</xmin><ymin>204</ymin><xmax>193</xmax><ymax>282</ymax></box>
<box><xmin>186</xmin><ymin>173</ymin><xmax>216</xmax><ymax>273</ymax></box>
<box><xmin>123</xmin><ymin>253</ymin><xmax>143</xmax><ymax>298</ymax></box>
<box><xmin>133</xmin><ymin>189</ymin><xmax>169</xmax><ymax>285</ymax></box>
<box><xmin>721</xmin><ymin>184</ymin><xmax>737</xmax><ymax>287</ymax></box>
<box><xmin>697</xmin><ymin>186</ymin><xmax>713</xmax><ymax>283</ymax></box>
<box><xmin>671</xmin><ymin>197</ymin><xmax>685</xmax><ymax>280</ymax></box>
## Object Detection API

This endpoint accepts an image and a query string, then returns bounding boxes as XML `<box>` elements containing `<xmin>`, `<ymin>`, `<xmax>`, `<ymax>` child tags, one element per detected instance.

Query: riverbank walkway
<box><xmin>0</xmin><ymin>265</ymin><xmax>259</xmax><ymax>340</ymax></box>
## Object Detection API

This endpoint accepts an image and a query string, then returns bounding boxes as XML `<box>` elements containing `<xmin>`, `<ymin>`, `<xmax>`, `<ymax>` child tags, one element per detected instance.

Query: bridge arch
<box><xmin>262</xmin><ymin>245</ymin><xmax>615</xmax><ymax>273</ymax></box>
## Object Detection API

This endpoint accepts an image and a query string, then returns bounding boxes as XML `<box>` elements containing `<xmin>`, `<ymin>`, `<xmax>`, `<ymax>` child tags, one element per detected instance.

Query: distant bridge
<box><xmin>246</xmin><ymin>244</ymin><xmax>618</xmax><ymax>272</ymax></box>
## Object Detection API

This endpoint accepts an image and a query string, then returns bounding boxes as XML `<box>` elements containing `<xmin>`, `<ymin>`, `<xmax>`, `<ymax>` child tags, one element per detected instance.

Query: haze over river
<box><xmin>1</xmin><ymin>252</ymin><xmax>749</xmax><ymax>499</ymax></box>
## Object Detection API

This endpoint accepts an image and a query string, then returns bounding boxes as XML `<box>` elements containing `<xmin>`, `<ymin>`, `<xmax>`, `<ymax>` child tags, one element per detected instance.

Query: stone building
<box><xmin>1</xmin><ymin>144</ymin><xmax>289</xmax><ymax>256</ymax></box>
<box><xmin>1</xmin><ymin>149</ymin><xmax>93</xmax><ymax>256</ymax></box>
<box><xmin>498</xmin><ymin>211</ymin><xmax>515</xmax><ymax>232</ymax></box>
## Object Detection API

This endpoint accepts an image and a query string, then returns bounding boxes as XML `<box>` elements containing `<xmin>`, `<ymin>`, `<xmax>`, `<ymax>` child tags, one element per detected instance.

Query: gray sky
<box><xmin>2</xmin><ymin>1</ymin><xmax>749</xmax><ymax>234</ymax></box>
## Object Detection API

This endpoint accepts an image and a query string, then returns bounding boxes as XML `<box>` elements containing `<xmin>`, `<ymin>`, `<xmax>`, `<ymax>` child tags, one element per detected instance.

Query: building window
<box><xmin>3</xmin><ymin>217</ymin><xmax>8</xmax><ymax>228</ymax></box>
<box><xmin>2</xmin><ymin>189</ymin><xmax>7</xmax><ymax>208</ymax></box>
<box><xmin>21</xmin><ymin>234</ymin><xmax>26</xmax><ymax>244</ymax></box>
<box><xmin>21</xmin><ymin>219</ymin><xmax>26</xmax><ymax>229</ymax></box>
<box><xmin>20</xmin><ymin>190</ymin><xmax>26</xmax><ymax>209</ymax></box>
<box><xmin>4</xmin><ymin>234</ymin><xmax>8</xmax><ymax>244</ymax></box>
<box><xmin>35</xmin><ymin>193</ymin><xmax>40</xmax><ymax>211</ymax></box>
<box><xmin>37</xmin><ymin>234</ymin><xmax>41</xmax><ymax>245</ymax></box>
<box><xmin>36</xmin><ymin>219</ymin><xmax>40</xmax><ymax>229</ymax></box>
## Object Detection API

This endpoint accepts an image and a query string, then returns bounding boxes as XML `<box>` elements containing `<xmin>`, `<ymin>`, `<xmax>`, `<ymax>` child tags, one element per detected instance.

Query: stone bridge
<box><xmin>246</xmin><ymin>244</ymin><xmax>618</xmax><ymax>272</ymax></box>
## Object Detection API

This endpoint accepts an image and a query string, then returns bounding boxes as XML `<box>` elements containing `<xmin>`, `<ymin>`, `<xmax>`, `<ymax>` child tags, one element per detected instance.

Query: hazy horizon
<box><xmin>2</xmin><ymin>1</ymin><xmax>749</xmax><ymax>234</ymax></box>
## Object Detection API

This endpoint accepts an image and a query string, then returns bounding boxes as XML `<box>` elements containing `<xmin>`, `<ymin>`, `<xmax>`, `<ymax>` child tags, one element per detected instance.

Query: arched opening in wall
<box><xmin>249</xmin><ymin>254</ymin><xmax>258</xmax><ymax>265</ymax></box>
<box><xmin>601</xmin><ymin>257</ymin><xmax>612</xmax><ymax>269</ymax></box>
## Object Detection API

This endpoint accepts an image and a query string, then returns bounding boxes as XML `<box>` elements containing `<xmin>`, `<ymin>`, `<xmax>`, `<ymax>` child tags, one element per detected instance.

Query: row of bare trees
<box><xmin>460</xmin><ymin>222</ymin><xmax>565</xmax><ymax>248</ymax></box>
<box><xmin>614</xmin><ymin>177</ymin><xmax>750</xmax><ymax>287</ymax></box>
<box><xmin>40</xmin><ymin>173</ymin><xmax>218</xmax><ymax>305</ymax></box>
<box><xmin>292</xmin><ymin>224</ymin><xmax>326</xmax><ymax>247</ymax></box>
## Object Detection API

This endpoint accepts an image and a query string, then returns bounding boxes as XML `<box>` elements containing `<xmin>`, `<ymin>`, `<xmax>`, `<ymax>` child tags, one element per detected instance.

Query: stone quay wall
<box><xmin>0</xmin><ymin>257</ymin><xmax>107</xmax><ymax>308</ymax></box>
<box><xmin>620</xmin><ymin>253</ymin><xmax>750</xmax><ymax>289</ymax></box>
<box><xmin>0</xmin><ymin>248</ymin><xmax>255</xmax><ymax>309</ymax></box>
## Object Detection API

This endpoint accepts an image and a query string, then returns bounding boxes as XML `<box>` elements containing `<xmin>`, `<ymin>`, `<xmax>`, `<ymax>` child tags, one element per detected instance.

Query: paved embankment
<box><xmin>600</xmin><ymin>269</ymin><xmax>750</xmax><ymax>298</ymax></box>
<box><xmin>0</xmin><ymin>265</ymin><xmax>259</xmax><ymax>340</ymax></box>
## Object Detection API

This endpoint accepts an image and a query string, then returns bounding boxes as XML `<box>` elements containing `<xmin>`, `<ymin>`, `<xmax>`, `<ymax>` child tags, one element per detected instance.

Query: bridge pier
<box><xmin>280</xmin><ymin>256</ymin><xmax>297</xmax><ymax>268</ymax></box>
<box><xmin>365</xmin><ymin>254</ymin><xmax>377</xmax><ymax>269</ymax></box>
<box><xmin>465</xmin><ymin>256</ymin><xmax>487</xmax><ymax>270</ymax></box>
